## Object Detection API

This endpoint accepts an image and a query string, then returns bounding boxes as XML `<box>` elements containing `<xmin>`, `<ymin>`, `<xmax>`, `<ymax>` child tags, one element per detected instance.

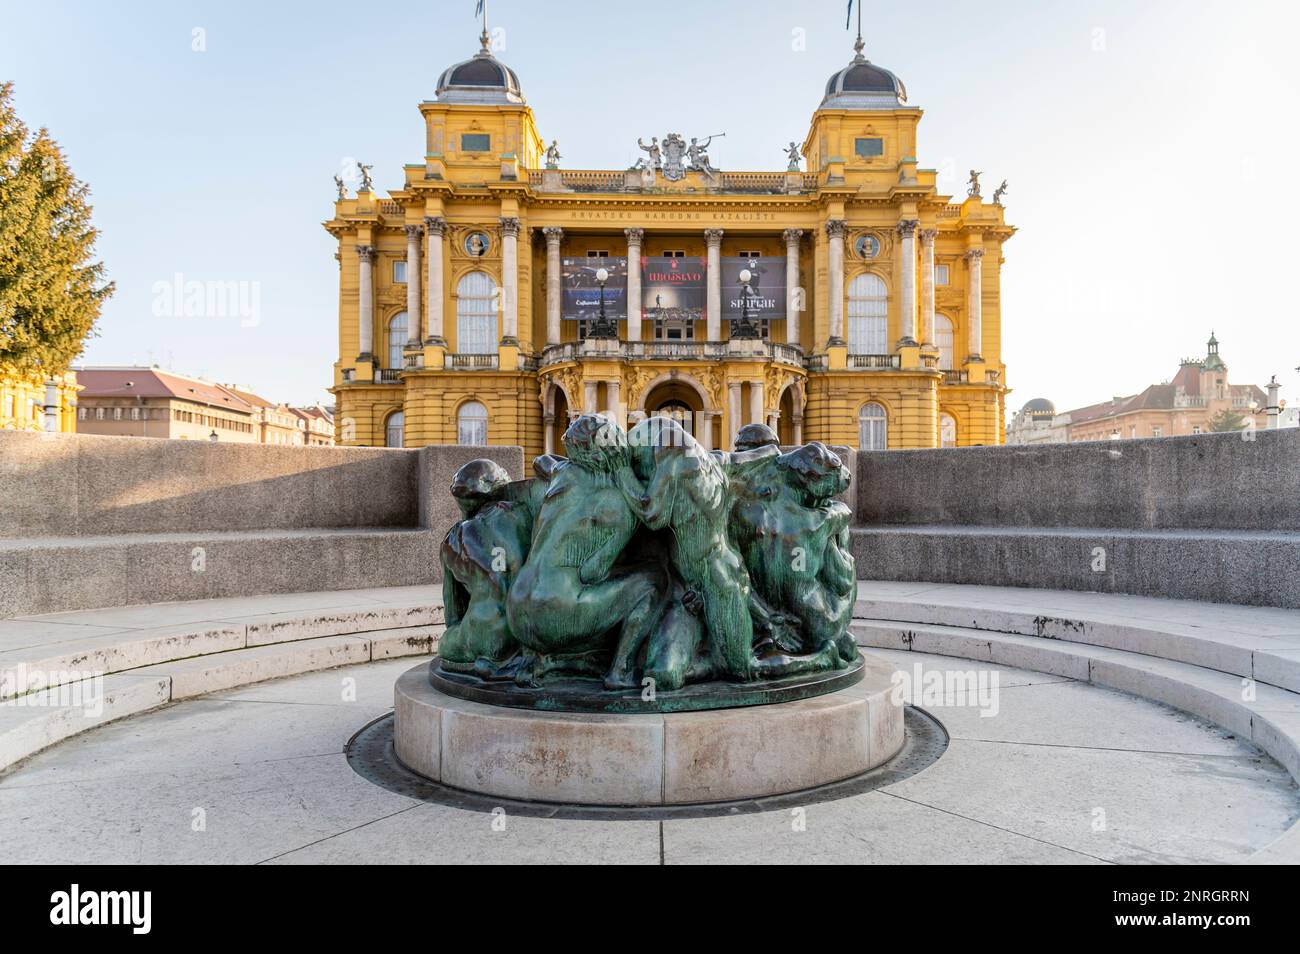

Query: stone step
<box><xmin>0</xmin><ymin>608</ymin><xmax>443</xmax><ymax>701</ymax></box>
<box><xmin>853</xmin><ymin>591</ymin><xmax>1300</xmax><ymax>694</ymax></box>
<box><xmin>851</xmin><ymin>618</ymin><xmax>1300</xmax><ymax>784</ymax></box>
<box><xmin>0</xmin><ymin>621</ymin><xmax>442</xmax><ymax>771</ymax></box>
<box><xmin>0</xmin><ymin>673</ymin><xmax>172</xmax><ymax>774</ymax></box>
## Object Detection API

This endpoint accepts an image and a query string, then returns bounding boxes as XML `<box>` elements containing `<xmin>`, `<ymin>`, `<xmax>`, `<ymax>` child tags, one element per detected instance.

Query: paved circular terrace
<box><xmin>1</xmin><ymin>648</ymin><xmax>1294</xmax><ymax>864</ymax></box>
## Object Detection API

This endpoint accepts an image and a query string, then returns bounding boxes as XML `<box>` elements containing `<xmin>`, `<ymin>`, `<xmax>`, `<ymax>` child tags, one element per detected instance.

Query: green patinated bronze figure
<box><xmin>728</xmin><ymin>442</ymin><xmax>859</xmax><ymax>667</ymax></box>
<box><xmin>438</xmin><ymin>459</ymin><xmax>545</xmax><ymax>679</ymax></box>
<box><xmin>433</xmin><ymin>414</ymin><xmax>861</xmax><ymax>708</ymax></box>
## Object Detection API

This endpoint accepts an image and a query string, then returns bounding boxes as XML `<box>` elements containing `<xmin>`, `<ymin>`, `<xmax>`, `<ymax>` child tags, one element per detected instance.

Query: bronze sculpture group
<box><xmin>438</xmin><ymin>415</ymin><xmax>858</xmax><ymax>694</ymax></box>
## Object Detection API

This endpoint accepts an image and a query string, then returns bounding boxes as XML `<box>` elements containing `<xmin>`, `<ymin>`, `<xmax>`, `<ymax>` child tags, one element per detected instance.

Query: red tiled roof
<box><xmin>74</xmin><ymin>368</ymin><xmax>255</xmax><ymax>413</ymax></box>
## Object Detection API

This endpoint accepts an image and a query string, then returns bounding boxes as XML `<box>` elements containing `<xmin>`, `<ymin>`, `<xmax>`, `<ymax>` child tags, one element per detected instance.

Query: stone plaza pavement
<box><xmin>0</xmin><ymin>651</ymin><xmax>1293</xmax><ymax>864</ymax></box>
<box><xmin>0</xmin><ymin>581</ymin><xmax>1297</xmax><ymax>864</ymax></box>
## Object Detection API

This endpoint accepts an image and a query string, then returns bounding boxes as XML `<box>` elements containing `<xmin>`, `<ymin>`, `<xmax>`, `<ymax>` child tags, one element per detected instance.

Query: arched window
<box><xmin>940</xmin><ymin>412</ymin><xmax>957</xmax><ymax>447</ymax></box>
<box><xmin>858</xmin><ymin>402</ymin><xmax>887</xmax><ymax>450</ymax></box>
<box><xmin>456</xmin><ymin>272</ymin><xmax>496</xmax><ymax>354</ymax></box>
<box><xmin>457</xmin><ymin>401</ymin><xmax>488</xmax><ymax>446</ymax></box>
<box><xmin>935</xmin><ymin>314</ymin><xmax>955</xmax><ymax>370</ymax></box>
<box><xmin>847</xmin><ymin>273</ymin><xmax>888</xmax><ymax>354</ymax></box>
<box><xmin>384</xmin><ymin>410</ymin><xmax>404</xmax><ymax>448</ymax></box>
<box><xmin>387</xmin><ymin>312</ymin><xmax>408</xmax><ymax>369</ymax></box>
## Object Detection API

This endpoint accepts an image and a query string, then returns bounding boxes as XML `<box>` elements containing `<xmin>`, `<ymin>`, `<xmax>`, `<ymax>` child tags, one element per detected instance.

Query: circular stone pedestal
<box><xmin>393</xmin><ymin>654</ymin><xmax>905</xmax><ymax>806</ymax></box>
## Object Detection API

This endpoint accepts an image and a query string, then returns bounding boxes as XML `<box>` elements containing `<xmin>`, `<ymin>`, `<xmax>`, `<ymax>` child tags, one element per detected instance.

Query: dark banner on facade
<box><xmin>642</xmin><ymin>256</ymin><xmax>706</xmax><ymax>322</ymax></box>
<box><xmin>561</xmin><ymin>257</ymin><xmax>628</xmax><ymax>321</ymax></box>
<box><xmin>721</xmin><ymin>256</ymin><xmax>786</xmax><ymax>321</ymax></box>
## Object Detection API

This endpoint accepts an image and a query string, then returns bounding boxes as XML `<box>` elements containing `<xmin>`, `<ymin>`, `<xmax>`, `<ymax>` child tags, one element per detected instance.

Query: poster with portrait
<box><xmin>561</xmin><ymin>257</ymin><xmax>628</xmax><ymax>321</ymax></box>
<box><xmin>721</xmin><ymin>256</ymin><xmax>786</xmax><ymax>321</ymax></box>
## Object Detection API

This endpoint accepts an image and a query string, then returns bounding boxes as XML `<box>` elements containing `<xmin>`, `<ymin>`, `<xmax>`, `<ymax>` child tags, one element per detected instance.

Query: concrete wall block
<box><xmin>0</xmin><ymin>431</ymin><xmax>424</xmax><ymax>536</ymax></box>
<box><xmin>855</xmin><ymin>428</ymin><xmax>1300</xmax><ymax>531</ymax></box>
<box><xmin>417</xmin><ymin>444</ymin><xmax>525</xmax><ymax>536</ymax></box>
<box><xmin>1</xmin><ymin>529</ymin><xmax>438</xmax><ymax>617</ymax></box>
<box><xmin>849</xmin><ymin>528</ymin><xmax>1300</xmax><ymax>609</ymax></box>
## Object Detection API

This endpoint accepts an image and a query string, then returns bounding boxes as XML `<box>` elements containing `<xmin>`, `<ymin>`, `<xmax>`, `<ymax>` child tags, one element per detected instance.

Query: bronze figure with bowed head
<box><xmin>439</xmin><ymin>459</ymin><xmax>547</xmax><ymax>680</ymax></box>
<box><xmin>728</xmin><ymin>442</ymin><xmax>859</xmax><ymax>668</ymax></box>
<box><xmin>506</xmin><ymin>415</ymin><xmax>669</xmax><ymax>689</ymax></box>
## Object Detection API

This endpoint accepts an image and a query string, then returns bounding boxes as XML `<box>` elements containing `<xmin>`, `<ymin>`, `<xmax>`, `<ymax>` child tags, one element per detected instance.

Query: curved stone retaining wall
<box><xmin>0</xmin><ymin>432</ymin><xmax>522</xmax><ymax>616</ymax></box>
<box><xmin>853</xmin><ymin>429</ymin><xmax>1300</xmax><ymax>607</ymax></box>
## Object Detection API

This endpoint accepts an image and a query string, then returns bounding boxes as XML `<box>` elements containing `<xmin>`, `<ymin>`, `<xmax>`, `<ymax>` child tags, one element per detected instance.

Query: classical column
<box><xmin>792</xmin><ymin>413</ymin><xmax>803</xmax><ymax>445</ymax></box>
<box><xmin>749</xmin><ymin>381</ymin><xmax>764</xmax><ymax>431</ymax></box>
<box><xmin>705</xmin><ymin>228</ymin><xmax>724</xmax><ymax>341</ymax></box>
<box><xmin>424</xmin><ymin>217</ymin><xmax>446</xmax><ymax>344</ymax></box>
<box><xmin>825</xmin><ymin>220</ymin><xmax>846</xmax><ymax>345</ymax></box>
<box><xmin>696</xmin><ymin>411</ymin><xmax>713</xmax><ymax>451</ymax></box>
<box><xmin>727</xmin><ymin>381</ymin><xmax>742</xmax><ymax>448</ymax></box>
<box><xmin>356</xmin><ymin>244</ymin><xmax>375</xmax><ymax>360</ymax></box>
<box><xmin>625</xmin><ymin>227</ymin><xmax>644</xmax><ymax>342</ymax></box>
<box><xmin>543</xmin><ymin>227</ymin><xmax>563</xmax><ymax>346</ymax></box>
<box><xmin>782</xmin><ymin>228</ymin><xmax>803</xmax><ymax>346</ymax></box>
<box><xmin>500</xmin><ymin>217</ymin><xmax>520</xmax><ymax>344</ymax></box>
<box><xmin>965</xmin><ymin>248</ymin><xmax>985</xmax><ymax>361</ymax></box>
<box><xmin>404</xmin><ymin>225</ymin><xmax>423</xmax><ymax>346</ymax></box>
<box><xmin>543</xmin><ymin>414</ymin><xmax>555</xmax><ymax>454</ymax></box>
<box><xmin>607</xmin><ymin>379</ymin><xmax>623</xmax><ymax>427</ymax></box>
<box><xmin>583</xmin><ymin>380</ymin><xmax>598</xmax><ymax>414</ymax></box>
<box><xmin>919</xmin><ymin>228</ymin><xmax>937</xmax><ymax>347</ymax></box>
<box><xmin>896</xmin><ymin>219</ymin><xmax>919</xmax><ymax>347</ymax></box>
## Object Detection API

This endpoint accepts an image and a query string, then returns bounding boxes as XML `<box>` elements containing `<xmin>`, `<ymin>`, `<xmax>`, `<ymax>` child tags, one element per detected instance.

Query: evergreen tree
<box><xmin>1206</xmin><ymin>408</ymin><xmax>1246</xmax><ymax>432</ymax></box>
<box><xmin>0</xmin><ymin>81</ymin><xmax>113</xmax><ymax>375</ymax></box>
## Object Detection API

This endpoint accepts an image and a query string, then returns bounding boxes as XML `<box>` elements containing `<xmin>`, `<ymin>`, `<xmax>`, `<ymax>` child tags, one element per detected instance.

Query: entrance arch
<box><xmin>543</xmin><ymin>380</ymin><xmax>572</xmax><ymax>455</ymax></box>
<box><xmin>638</xmin><ymin>374</ymin><xmax>713</xmax><ymax>447</ymax></box>
<box><xmin>778</xmin><ymin>384</ymin><xmax>797</xmax><ymax>445</ymax></box>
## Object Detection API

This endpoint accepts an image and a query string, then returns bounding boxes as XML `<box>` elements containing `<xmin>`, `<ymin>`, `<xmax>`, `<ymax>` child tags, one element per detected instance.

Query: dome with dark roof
<box><xmin>821</xmin><ymin>38</ymin><xmax>907</xmax><ymax>110</ymax></box>
<box><xmin>436</xmin><ymin>38</ymin><xmax>524</xmax><ymax>105</ymax></box>
<box><xmin>1022</xmin><ymin>398</ymin><xmax>1056</xmax><ymax>421</ymax></box>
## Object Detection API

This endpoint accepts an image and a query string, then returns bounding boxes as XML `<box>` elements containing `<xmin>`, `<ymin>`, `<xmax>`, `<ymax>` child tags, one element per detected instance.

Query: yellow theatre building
<box><xmin>327</xmin><ymin>27</ymin><xmax>1014</xmax><ymax>457</ymax></box>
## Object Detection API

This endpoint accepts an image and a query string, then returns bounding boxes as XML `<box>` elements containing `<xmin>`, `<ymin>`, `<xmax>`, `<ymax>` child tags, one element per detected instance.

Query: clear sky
<box><xmin>3</xmin><ymin>0</ymin><xmax>1298</xmax><ymax>411</ymax></box>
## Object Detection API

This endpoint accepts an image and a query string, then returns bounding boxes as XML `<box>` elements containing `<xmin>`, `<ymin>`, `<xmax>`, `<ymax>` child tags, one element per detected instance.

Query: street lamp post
<box><xmin>589</xmin><ymin>266</ymin><xmax>619</xmax><ymax>339</ymax></box>
<box><xmin>731</xmin><ymin>268</ymin><xmax>761</xmax><ymax>340</ymax></box>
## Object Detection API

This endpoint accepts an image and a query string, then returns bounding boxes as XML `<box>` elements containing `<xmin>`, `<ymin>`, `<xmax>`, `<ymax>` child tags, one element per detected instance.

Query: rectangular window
<box><xmin>130</xmin><ymin>408</ymin><xmax>140</xmax><ymax>420</ymax></box>
<box><xmin>1152</xmin><ymin>426</ymin><xmax>1163</xmax><ymax>438</ymax></box>
<box><xmin>935</xmin><ymin>264</ymin><xmax>949</xmax><ymax>285</ymax></box>
<box><xmin>738</xmin><ymin>251</ymin><xmax>761</xmax><ymax>258</ymax></box>
<box><xmin>113</xmin><ymin>407</ymin><xmax>123</xmax><ymax>421</ymax></box>
<box><xmin>96</xmin><ymin>407</ymin><xmax>105</xmax><ymax>420</ymax></box>
<box><xmin>1129</xmin><ymin>426</ymin><xmax>1136</xmax><ymax>439</ymax></box>
<box><xmin>461</xmin><ymin>133</ymin><xmax>491</xmax><ymax>152</ymax></box>
<box><xmin>1192</xmin><ymin>426</ymin><xmax>1201</xmax><ymax>434</ymax></box>
<box><xmin>662</xmin><ymin>250</ymin><xmax>685</xmax><ymax>258</ymax></box>
<box><xmin>393</xmin><ymin>261</ymin><xmax>407</xmax><ymax>283</ymax></box>
<box><xmin>855</xmin><ymin>137</ymin><xmax>884</xmax><ymax>158</ymax></box>
<box><xmin>77</xmin><ymin>407</ymin><xmax>86</xmax><ymax>420</ymax></box>
<box><xmin>585</xmin><ymin>249</ymin><xmax>610</xmax><ymax>258</ymax></box>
